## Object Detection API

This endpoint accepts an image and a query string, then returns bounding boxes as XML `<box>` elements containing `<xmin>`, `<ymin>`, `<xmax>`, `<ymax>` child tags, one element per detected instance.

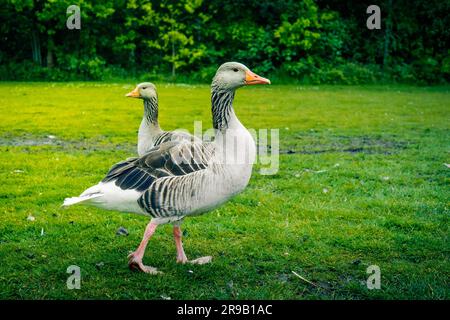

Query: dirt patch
<box><xmin>265</xmin><ymin>133</ymin><xmax>409</xmax><ymax>155</ymax></box>
<box><xmin>0</xmin><ymin>135</ymin><xmax>59</xmax><ymax>147</ymax></box>
<box><xmin>0</xmin><ymin>133</ymin><xmax>135</xmax><ymax>153</ymax></box>
<box><xmin>2</xmin><ymin>132</ymin><xmax>409</xmax><ymax>156</ymax></box>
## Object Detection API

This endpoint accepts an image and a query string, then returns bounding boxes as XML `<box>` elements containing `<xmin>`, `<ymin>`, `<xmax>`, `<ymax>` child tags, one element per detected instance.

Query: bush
<box><xmin>0</xmin><ymin>61</ymin><xmax>73</xmax><ymax>81</ymax></box>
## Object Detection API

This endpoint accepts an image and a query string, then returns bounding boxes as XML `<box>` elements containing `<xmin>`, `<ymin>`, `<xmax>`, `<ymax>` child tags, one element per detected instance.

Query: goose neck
<box><xmin>211</xmin><ymin>86</ymin><xmax>237</xmax><ymax>130</ymax></box>
<box><xmin>143</xmin><ymin>97</ymin><xmax>158</xmax><ymax>125</ymax></box>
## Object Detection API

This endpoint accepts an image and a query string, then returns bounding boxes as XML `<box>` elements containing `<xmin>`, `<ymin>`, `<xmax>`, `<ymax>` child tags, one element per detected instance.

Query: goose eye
<box><xmin>233</xmin><ymin>68</ymin><xmax>239</xmax><ymax>72</ymax></box>
<box><xmin>142</xmin><ymin>87</ymin><xmax>147</xmax><ymax>90</ymax></box>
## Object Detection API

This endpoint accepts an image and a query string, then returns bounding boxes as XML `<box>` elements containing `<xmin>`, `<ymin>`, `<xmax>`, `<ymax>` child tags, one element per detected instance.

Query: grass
<box><xmin>0</xmin><ymin>82</ymin><xmax>448</xmax><ymax>300</ymax></box>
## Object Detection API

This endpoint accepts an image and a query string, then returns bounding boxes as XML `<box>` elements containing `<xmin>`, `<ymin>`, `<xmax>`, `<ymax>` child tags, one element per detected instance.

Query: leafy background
<box><xmin>1</xmin><ymin>0</ymin><xmax>449</xmax><ymax>84</ymax></box>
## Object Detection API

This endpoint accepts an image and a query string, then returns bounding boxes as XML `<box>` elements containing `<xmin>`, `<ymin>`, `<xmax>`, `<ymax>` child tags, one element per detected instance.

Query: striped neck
<box><xmin>143</xmin><ymin>97</ymin><xmax>158</xmax><ymax>124</ymax></box>
<box><xmin>211</xmin><ymin>85</ymin><xmax>236</xmax><ymax>130</ymax></box>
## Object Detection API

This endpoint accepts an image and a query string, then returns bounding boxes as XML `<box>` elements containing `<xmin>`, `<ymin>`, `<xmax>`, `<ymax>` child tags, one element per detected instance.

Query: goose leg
<box><xmin>173</xmin><ymin>226</ymin><xmax>188</xmax><ymax>264</ymax></box>
<box><xmin>173</xmin><ymin>225</ymin><xmax>212</xmax><ymax>265</ymax></box>
<box><xmin>128</xmin><ymin>221</ymin><xmax>161</xmax><ymax>274</ymax></box>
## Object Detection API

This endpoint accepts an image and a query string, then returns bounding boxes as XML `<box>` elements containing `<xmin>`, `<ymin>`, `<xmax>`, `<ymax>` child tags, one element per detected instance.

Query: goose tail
<box><xmin>62</xmin><ymin>193</ymin><xmax>103</xmax><ymax>207</ymax></box>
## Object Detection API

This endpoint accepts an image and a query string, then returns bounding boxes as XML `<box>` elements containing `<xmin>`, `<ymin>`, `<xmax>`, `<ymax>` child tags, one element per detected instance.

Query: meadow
<box><xmin>0</xmin><ymin>82</ymin><xmax>448</xmax><ymax>299</ymax></box>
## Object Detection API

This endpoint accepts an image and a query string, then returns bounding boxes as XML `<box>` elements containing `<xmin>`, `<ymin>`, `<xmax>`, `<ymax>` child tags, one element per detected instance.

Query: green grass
<box><xmin>0</xmin><ymin>82</ymin><xmax>448</xmax><ymax>299</ymax></box>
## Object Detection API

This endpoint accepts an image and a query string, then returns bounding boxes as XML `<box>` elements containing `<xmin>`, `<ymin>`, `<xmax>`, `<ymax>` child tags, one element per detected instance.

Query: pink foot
<box><xmin>127</xmin><ymin>252</ymin><xmax>162</xmax><ymax>275</ymax></box>
<box><xmin>177</xmin><ymin>254</ymin><xmax>188</xmax><ymax>264</ymax></box>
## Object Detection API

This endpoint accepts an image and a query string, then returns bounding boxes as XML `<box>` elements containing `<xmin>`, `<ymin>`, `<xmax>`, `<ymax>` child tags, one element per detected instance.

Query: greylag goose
<box><xmin>63</xmin><ymin>62</ymin><xmax>270</xmax><ymax>273</ymax></box>
<box><xmin>126</xmin><ymin>82</ymin><xmax>199</xmax><ymax>156</ymax></box>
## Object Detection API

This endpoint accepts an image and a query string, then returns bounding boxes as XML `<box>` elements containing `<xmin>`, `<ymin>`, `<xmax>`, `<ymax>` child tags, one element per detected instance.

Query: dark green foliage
<box><xmin>1</xmin><ymin>0</ymin><xmax>448</xmax><ymax>83</ymax></box>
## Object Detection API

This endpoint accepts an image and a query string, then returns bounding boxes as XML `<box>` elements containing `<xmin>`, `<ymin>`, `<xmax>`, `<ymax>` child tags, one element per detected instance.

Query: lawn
<box><xmin>0</xmin><ymin>82</ymin><xmax>448</xmax><ymax>299</ymax></box>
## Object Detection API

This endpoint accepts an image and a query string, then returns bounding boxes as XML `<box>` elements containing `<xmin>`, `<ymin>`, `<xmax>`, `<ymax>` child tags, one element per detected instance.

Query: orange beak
<box><xmin>125</xmin><ymin>87</ymin><xmax>140</xmax><ymax>98</ymax></box>
<box><xmin>245</xmin><ymin>70</ymin><xmax>271</xmax><ymax>85</ymax></box>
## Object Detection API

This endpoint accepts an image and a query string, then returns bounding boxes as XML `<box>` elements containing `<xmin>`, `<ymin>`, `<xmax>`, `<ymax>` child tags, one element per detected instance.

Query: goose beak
<box><xmin>245</xmin><ymin>70</ymin><xmax>271</xmax><ymax>85</ymax></box>
<box><xmin>126</xmin><ymin>87</ymin><xmax>140</xmax><ymax>98</ymax></box>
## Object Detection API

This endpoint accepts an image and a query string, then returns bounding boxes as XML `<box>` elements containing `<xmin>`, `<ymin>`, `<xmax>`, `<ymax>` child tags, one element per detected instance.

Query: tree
<box><xmin>145</xmin><ymin>0</ymin><xmax>207</xmax><ymax>77</ymax></box>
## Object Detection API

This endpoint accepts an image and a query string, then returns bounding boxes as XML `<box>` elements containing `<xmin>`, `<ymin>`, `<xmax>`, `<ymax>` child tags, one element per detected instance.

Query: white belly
<box><xmin>184</xmin><ymin>127</ymin><xmax>256</xmax><ymax>216</ymax></box>
<box><xmin>216</xmin><ymin>125</ymin><xmax>256</xmax><ymax>190</ymax></box>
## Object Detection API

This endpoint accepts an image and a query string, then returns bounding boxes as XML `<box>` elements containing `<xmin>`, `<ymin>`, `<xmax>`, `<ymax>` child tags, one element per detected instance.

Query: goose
<box><xmin>63</xmin><ymin>62</ymin><xmax>270</xmax><ymax>273</ymax></box>
<box><xmin>126</xmin><ymin>82</ymin><xmax>199</xmax><ymax>156</ymax></box>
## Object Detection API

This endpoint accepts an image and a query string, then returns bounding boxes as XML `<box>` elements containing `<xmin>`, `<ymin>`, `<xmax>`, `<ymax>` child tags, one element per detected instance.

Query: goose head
<box><xmin>212</xmin><ymin>62</ymin><xmax>270</xmax><ymax>91</ymax></box>
<box><xmin>126</xmin><ymin>82</ymin><xmax>157</xmax><ymax>100</ymax></box>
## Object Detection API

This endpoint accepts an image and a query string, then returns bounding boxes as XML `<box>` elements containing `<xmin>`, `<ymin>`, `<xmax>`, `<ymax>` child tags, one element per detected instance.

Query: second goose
<box><xmin>126</xmin><ymin>82</ymin><xmax>199</xmax><ymax>156</ymax></box>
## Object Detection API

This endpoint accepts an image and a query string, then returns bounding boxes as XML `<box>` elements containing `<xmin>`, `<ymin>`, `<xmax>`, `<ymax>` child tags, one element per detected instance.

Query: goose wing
<box><xmin>153</xmin><ymin>131</ymin><xmax>202</xmax><ymax>146</ymax></box>
<box><xmin>102</xmin><ymin>141</ymin><xmax>214</xmax><ymax>192</ymax></box>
